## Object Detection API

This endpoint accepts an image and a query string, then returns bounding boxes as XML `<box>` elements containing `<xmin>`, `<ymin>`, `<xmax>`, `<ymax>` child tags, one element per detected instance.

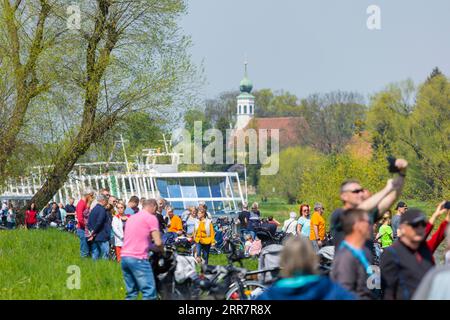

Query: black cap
<box><xmin>400</xmin><ymin>208</ymin><xmax>426</xmax><ymax>225</ymax></box>
<box><xmin>396</xmin><ymin>201</ymin><xmax>407</xmax><ymax>209</ymax></box>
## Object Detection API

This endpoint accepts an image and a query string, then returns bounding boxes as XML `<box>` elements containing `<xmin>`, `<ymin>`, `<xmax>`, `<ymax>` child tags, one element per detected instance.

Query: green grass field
<box><xmin>0</xmin><ymin>229</ymin><xmax>257</xmax><ymax>300</ymax></box>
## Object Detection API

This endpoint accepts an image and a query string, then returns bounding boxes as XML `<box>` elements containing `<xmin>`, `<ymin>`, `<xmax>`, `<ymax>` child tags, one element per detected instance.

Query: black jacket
<box><xmin>87</xmin><ymin>204</ymin><xmax>110</xmax><ymax>242</ymax></box>
<box><xmin>380</xmin><ymin>239</ymin><xmax>434</xmax><ymax>300</ymax></box>
<box><xmin>65</xmin><ymin>204</ymin><xmax>76</xmax><ymax>213</ymax></box>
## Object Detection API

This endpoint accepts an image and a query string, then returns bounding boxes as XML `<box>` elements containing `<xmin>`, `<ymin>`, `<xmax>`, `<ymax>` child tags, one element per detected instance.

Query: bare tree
<box><xmin>301</xmin><ymin>91</ymin><xmax>367</xmax><ymax>154</ymax></box>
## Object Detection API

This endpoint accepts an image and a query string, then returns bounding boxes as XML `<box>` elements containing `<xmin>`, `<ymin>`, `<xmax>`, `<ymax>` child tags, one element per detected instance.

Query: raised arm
<box><xmin>357</xmin><ymin>179</ymin><xmax>395</xmax><ymax>212</ymax></box>
<box><xmin>358</xmin><ymin>159</ymin><xmax>408</xmax><ymax>220</ymax></box>
<box><xmin>428</xmin><ymin>201</ymin><xmax>448</xmax><ymax>226</ymax></box>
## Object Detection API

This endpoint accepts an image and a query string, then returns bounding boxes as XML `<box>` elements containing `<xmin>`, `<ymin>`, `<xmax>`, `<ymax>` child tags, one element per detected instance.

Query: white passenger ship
<box><xmin>0</xmin><ymin>137</ymin><xmax>246</xmax><ymax>216</ymax></box>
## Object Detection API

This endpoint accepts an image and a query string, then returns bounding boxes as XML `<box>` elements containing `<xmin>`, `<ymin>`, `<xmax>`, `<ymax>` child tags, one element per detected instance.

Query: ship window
<box><xmin>156</xmin><ymin>179</ymin><xmax>169</xmax><ymax>198</ymax></box>
<box><xmin>153</xmin><ymin>176</ymin><xmax>238</xmax><ymax>216</ymax></box>
<box><xmin>206</xmin><ymin>201</ymin><xmax>214</xmax><ymax>213</ymax></box>
<box><xmin>209</xmin><ymin>178</ymin><xmax>222</xmax><ymax>198</ymax></box>
<box><xmin>180</xmin><ymin>178</ymin><xmax>197</xmax><ymax>199</ymax></box>
<box><xmin>196</xmin><ymin>178</ymin><xmax>211</xmax><ymax>198</ymax></box>
<box><xmin>166</xmin><ymin>178</ymin><xmax>182</xmax><ymax>198</ymax></box>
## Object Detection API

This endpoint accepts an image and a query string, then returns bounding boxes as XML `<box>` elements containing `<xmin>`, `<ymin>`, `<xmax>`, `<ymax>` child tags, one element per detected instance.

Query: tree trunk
<box><xmin>29</xmin><ymin>113</ymin><xmax>118</xmax><ymax>210</ymax></box>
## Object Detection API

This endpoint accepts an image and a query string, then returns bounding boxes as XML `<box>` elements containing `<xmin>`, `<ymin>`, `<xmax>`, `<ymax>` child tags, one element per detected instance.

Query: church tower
<box><xmin>235</xmin><ymin>61</ymin><xmax>255</xmax><ymax>130</ymax></box>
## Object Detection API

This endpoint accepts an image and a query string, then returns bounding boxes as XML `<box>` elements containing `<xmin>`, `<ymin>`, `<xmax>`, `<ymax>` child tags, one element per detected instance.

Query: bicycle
<box><xmin>198</xmin><ymin>239</ymin><xmax>268</xmax><ymax>300</ymax></box>
<box><xmin>210</xmin><ymin>225</ymin><xmax>244</xmax><ymax>255</ymax></box>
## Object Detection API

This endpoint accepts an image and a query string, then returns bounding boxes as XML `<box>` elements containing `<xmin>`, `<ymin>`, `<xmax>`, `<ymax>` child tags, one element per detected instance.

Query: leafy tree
<box><xmin>427</xmin><ymin>67</ymin><xmax>443</xmax><ymax>83</ymax></box>
<box><xmin>253</xmin><ymin>89</ymin><xmax>303</xmax><ymax>117</ymax></box>
<box><xmin>407</xmin><ymin>74</ymin><xmax>450</xmax><ymax>198</ymax></box>
<box><xmin>299</xmin><ymin>150</ymin><xmax>391</xmax><ymax>221</ymax></box>
<box><xmin>259</xmin><ymin>146</ymin><xmax>322</xmax><ymax>204</ymax></box>
<box><xmin>366</xmin><ymin>74</ymin><xmax>450</xmax><ymax>200</ymax></box>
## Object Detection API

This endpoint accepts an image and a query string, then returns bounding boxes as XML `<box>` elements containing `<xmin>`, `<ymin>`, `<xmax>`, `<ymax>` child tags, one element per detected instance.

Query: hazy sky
<box><xmin>180</xmin><ymin>0</ymin><xmax>450</xmax><ymax>101</ymax></box>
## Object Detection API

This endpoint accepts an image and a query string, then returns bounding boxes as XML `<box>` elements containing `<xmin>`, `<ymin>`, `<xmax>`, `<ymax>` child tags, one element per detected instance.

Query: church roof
<box><xmin>234</xmin><ymin>116</ymin><xmax>309</xmax><ymax>149</ymax></box>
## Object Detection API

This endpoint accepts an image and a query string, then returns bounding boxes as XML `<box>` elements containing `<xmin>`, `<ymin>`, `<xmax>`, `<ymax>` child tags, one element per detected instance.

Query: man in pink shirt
<box><xmin>121</xmin><ymin>198</ymin><xmax>163</xmax><ymax>300</ymax></box>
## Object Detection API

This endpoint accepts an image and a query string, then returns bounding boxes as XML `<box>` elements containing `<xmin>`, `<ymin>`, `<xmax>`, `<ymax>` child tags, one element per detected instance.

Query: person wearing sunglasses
<box><xmin>380</xmin><ymin>209</ymin><xmax>436</xmax><ymax>300</ymax></box>
<box><xmin>330</xmin><ymin>158</ymin><xmax>408</xmax><ymax>252</ymax></box>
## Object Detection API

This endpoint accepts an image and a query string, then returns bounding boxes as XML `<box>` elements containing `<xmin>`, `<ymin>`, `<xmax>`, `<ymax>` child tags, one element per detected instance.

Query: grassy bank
<box><xmin>0</xmin><ymin>229</ymin><xmax>257</xmax><ymax>300</ymax></box>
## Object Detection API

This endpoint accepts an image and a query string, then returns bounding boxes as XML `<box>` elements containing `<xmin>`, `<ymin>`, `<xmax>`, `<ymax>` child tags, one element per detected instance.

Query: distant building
<box><xmin>235</xmin><ymin>61</ymin><xmax>255</xmax><ymax>130</ymax></box>
<box><xmin>233</xmin><ymin>62</ymin><xmax>309</xmax><ymax>149</ymax></box>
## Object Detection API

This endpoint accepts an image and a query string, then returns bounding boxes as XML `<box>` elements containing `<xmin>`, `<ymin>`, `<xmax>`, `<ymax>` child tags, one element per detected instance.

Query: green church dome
<box><xmin>239</xmin><ymin>61</ymin><xmax>253</xmax><ymax>93</ymax></box>
<box><xmin>240</xmin><ymin>77</ymin><xmax>253</xmax><ymax>93</ymax></box>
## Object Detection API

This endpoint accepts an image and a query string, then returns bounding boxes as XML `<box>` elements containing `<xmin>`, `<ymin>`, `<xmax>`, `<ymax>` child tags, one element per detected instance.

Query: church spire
<box><xmin>240</xmin><ymin>59</ymin><xmax>253</xmax><ymax>93</ymax></box>
<box><xmin>244</xmin><ymin>56</ymin><xmax>248</xmax><ymax>77</ymax></box>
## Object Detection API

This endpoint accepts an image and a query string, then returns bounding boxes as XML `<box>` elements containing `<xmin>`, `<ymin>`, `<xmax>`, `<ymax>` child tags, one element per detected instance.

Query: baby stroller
<box><xmin>317</xmin><ymin>246</ymin><xmax>334</xmax><ymax>276</ymax></box>
<box><xmin>257</xmin><ymin>244</ymin><xmax>283</xmax><ymax>285</ymax></box>
<box><xmin>255</xmin><ymin>229</ymin><xmax>282</xmax><ymax>248</ymax></box>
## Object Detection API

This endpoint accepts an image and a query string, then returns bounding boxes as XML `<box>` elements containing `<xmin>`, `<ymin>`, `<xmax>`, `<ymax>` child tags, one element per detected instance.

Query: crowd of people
<box><xmin>70</xmin><ymin>189</ymin><xmax>224</xmax><ymax>299</ymax></box>
<box><xmin>259</xmin><ymin>158</ymin><xmax>450</xmax><ymax>300</ymax></box>
<box><xmin>3</xmin><ymin>157</ymin><xmax>450</xmax><ymax>300</ymax></box>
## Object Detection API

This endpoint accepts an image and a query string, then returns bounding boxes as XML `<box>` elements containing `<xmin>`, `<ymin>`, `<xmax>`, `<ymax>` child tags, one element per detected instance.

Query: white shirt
<box><xmin>282</xmin><ymin>218</ymin><xmax>298</xmax><ymax>235</ymax></box>
<box><xmin>111</xmin><ymin>215</ymin><xmax>125</xmax><ymax>247</ymax></box>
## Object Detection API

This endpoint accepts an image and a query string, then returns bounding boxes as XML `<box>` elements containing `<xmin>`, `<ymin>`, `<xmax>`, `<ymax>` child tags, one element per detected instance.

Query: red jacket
<box><xmin>425</xmin><ymin>220</ymin><xmax>448</xmax><ymax>254</ymax></box>
<box><xmin>25</xmin><ymin>210</ymin><xmax>38</xmax><ymax>225</ymax></box>
<box><xmin>76</xmin><ymin>199</ymin><xmax>87</xmax><ymax>229</ymax></box>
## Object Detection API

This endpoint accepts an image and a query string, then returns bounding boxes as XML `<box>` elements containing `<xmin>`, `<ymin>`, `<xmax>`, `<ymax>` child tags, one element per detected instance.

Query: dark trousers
<box><xmin>196</xmin><ymin>243</ymin><xmax>211</xmax><ymax>265</ymax></box>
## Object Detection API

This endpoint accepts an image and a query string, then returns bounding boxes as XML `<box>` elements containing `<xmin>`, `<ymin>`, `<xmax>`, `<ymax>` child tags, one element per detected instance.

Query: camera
<box><xmin>443</xmin><ymin>201</ymin><xmax>450</xmax><ymax>210</ymax></box>
<box><xmin>387</xmin><ymin>156</ymin><xmax>400</xmax><ymax>173</ymax></box>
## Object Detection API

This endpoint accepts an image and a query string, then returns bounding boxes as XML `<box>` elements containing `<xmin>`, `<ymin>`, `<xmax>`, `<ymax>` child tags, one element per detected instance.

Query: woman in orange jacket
<box><xmin>193</xmin><ymin>208</ymin><xmax>215</xmax><ymax>265</ymax></box>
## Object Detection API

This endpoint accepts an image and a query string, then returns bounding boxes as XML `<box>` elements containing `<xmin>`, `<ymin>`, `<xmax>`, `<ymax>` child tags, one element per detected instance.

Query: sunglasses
<box><xmin>410</xmin><ymin>221</ymin><xmax>426</xmax><ymax>228</ymax></box>
<box><xmin>349</xmin><ymin>188</ymin><xmax>364</xmax><ymax>194</ymax></box>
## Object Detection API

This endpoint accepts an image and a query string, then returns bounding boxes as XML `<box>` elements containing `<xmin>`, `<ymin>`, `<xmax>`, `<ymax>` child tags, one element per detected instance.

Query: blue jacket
<box><xmin>257</xmin><ymin>275</ymin><xmax>356</xmax><ymax>300</ymax></box>
<box><xmin>87</xmin><ymin>204</ymin><xmax>111</xmax><ymax>242</ymax></box>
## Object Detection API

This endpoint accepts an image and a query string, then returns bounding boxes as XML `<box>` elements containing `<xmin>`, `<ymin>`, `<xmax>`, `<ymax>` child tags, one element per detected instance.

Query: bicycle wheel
<box><xmin>225</xmin><ymin>281</ymin><xmax>267</xmax><ymax>300</ymax></box>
